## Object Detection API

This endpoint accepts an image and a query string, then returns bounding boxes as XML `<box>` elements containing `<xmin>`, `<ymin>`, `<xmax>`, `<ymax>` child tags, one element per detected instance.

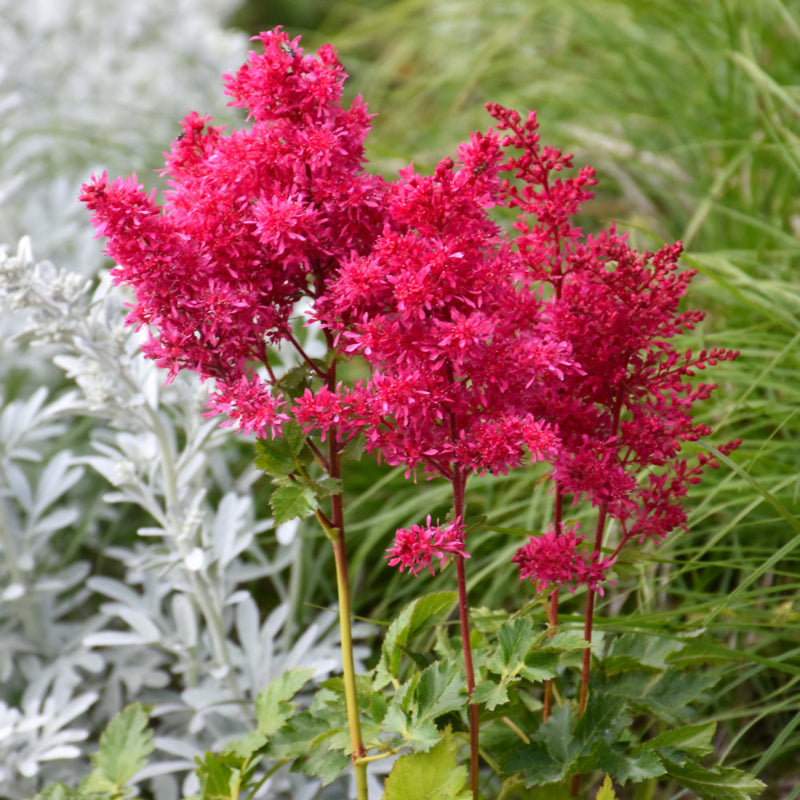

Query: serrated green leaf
<box><xmin>508</xmin><ymin>740</ymin><xmax>567</xmax><ymax>785</ymax></box>
<box><xmin>594</xmin><ymin>740</ymin><xmax>666</xmax><ymax>784</ymax></box>
<box><xmin>535</xmin><ymin>703</ymin><xmax>575</xmax><ymax>764</ymax></box>
<box><xmin>607</xmin><ymin>633</ymin><xmax>681</xmax><ymax>670</ymax></box>
<box><xmin>29</xmin><ymin>783</ymin><xmax>84</xmax><ymax>800</ymax></box>
<box><xmin>662</xmin><ymin>757</ymin><xmax>766</xmax><ymax>800</ymax></box>
<box><xmin>223</xmin><ymin>730</ymin><xmax>267</xmax><ymax>759</ymax></box>
<box><xmin>472</xmin><ymin>678</ymin><xmax>510</xmax><ymax>710</ymax></box>
<box><xmin>254</xmin><ymin>437</ymin><xmax>298</xmax><ymax>476</ymax></box>
<box><xmin>86</xmin><ymin>704</ymin><xmax>154</xmax><ymax>792</ymax></box>
<box><xmin>376</xmin><ymin>593</ymin><xmax>457</xmax><ymax>686</ymax></box>
<box><xmin>275</xmin><ymin>364</ymin><xmax>314</xmax><ymax>396</ymax></box>
<box><xmin>195</xmin><ymin>751</ymin><xmax>243</xmax><ymax>800</ymax></box>
<box><xmin>415</xmin><ymin>661</ymin><xmax>466</xmax><ymax>721</ymax></box>
<box><xmin>405</xmin><ymin>718</ymin><xmax>443</xmax><ymax>752</ymax></box>
<box><xmin>385</xmin><ymin>661</ymin><xmax>467</xmax><ymax>751</ymax></box>
<box><xmin>340</xmin><ymin>433</ymin><xmax>365</xmax><ymax>462</ymax></box>
<box><xmin>268</xmin><ymin>712</ymin><xmax>350</xmax><ymax>785</ymax></box>
<box><xmin>281</xmin><ymin>420</ymin><xmax>308</xmax><ymax>455</ymax></box>
<box><xmin>544</xmin><ymin>631</ymin><xmax>591</xmax><ymax>651</ymax></box>
<box><xmin>313</xmin><ymin>476</ymin><xmax>343</xmax><ymax>497</ymax></box>
<box><xmin>270</xmin><ymin>484</ymin><xmax>318</xmax><ymax>524</ymax></box>
<box><xmin>520</xmin><ymin>650</ymin><xmax>559</xmax><ymax>682</ymax></box>
<box><xmin>256</xmin><ymin>668</ymin><xmax>315</xmax><ymax>736</ymax></box>
<box><xmin>574</xmin><ymin>693</ymin><xmax>630</xmax><ymax>755</ymax></box>
<box><xmin>595</xmin><ymin>666</ymin><xmax>718</xmax><ymax>725</ymax></box>
<box><xmin>382</xmin><ymin>726</ymin><xmax>470</xmax><ymax>800</ymax></box>
<box><xmin>594</xmin><ymin>774</ymin><xmax>619</xmax><ymax>800</ymax></box>
<box><xmin>495</xmin><ymin>617</ymin><xmax>536</xmax><ymax>671</ymax></box>
<box><xmin>649</xmin><ymin>722</ymin><xmax>716</xmax><ymax>758</ymax></box>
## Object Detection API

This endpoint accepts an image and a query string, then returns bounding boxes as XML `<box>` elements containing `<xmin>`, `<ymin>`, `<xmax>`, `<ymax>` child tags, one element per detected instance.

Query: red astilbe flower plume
<box><xmin>386</xmin><ymin>516</ymin><xmax>468</xmax><ymax>577</ymax></box>
<box><xmin>512</xmin><ymin>523</ymin><xmax>614</xmax><ymax>596</ymax></box>
<box><xmin>323</xmin><ymin>129</ymin><xmax>569</xmax><ymax>487</ymax></box>
<box><xmin>488</xmin><ymin>104</ymin><xmax>740</xmax><ymax>580</ymax></box>
<box><xmin>80</xmin><ymin>28</ymin><xmax>387</xmax><ymax>438</ymax></box>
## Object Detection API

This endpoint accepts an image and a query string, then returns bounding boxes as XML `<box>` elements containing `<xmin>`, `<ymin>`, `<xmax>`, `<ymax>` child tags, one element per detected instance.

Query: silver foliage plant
<box><xmin>0</xmin><ymin>0</ymin><xmax>247</xmax><ymax>274</ymax></box>
<box><xmin>0</xmin><ymin>236</ymin><xmax>370</xmax><ymax>800</ymax></box>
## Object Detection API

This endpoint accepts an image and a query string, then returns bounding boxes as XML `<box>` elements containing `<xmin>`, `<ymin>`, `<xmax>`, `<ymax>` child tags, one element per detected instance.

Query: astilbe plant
<box><xmin>489</xmin><ymin>104</ymin><xmax>740</xmax><ymax>735</ymax></box>
<box><xmin>321</xmin><ymin>132</ymin><xmax>568</xmax><ymax>794</ymax></box>
<box><xmin>75</xmin><ymin>27</ymin><xmax>757</xmax><ymax>800</ymax></box>
<box><xmin>81</xmin><ymin>28</ymin><xmax>387</xmax><ymax>798</ymax></box>
<box><xmin>321</xmin><ymin>103</ymin><xmax>741</xmax><ymax>796</ymax></box>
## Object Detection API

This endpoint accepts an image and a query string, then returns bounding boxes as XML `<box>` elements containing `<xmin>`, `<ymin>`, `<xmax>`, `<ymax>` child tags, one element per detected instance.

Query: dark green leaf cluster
<box><xmin>28</xmin><ymin>607</ymin><xmax>765</xmax><ymax>800</ymax></box>
<box><xmin>254</xmin><ymin>421</ymin><xmax>344</xmax><ymax>526</ymax></box>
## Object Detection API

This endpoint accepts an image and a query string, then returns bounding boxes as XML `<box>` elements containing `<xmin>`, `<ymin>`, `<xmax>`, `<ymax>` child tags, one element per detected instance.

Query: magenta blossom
<box><xmin>80</xmin><ymin>28</ymin><xmax>386</xmax><ymax>439</ymax></box>
<box><xmin>512</xmin><ymin>524</ymin><xmax>614</xmax><ymax>596</ymax></box>
<box><xmin>323</xmin><ymin>128</ymin><xmax>571</xmax><ymax>482</ymax></box>
<box><xmin>489</xmin><ymin>103</ymin><xmax>740</xmax><ymax>555</ymax></box>
<box><xmin>386</xmin><ymin>516</ymin><xmax>468</xmax><ymax>577</ymax></box>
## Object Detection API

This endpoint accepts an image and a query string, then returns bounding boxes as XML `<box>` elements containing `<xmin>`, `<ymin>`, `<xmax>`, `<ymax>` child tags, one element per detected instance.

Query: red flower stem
<box><xmin>542</xmin><ymin>487</ymin><xmax>564</xmax><ymax>721</ymax></box>
<box><xmin>569</xmin><ymin>502</ymin><xmax>608</xmax><ymax>798</ymax></box>
<box><xmin>288</xmin><ymin>331</ymin><xmax>328</xmax><ymax>378</ymax></box>
<box><xmin>452</xmin><ymin>467</ymin><xmax>479</xmax><ymax>800</ymax></box>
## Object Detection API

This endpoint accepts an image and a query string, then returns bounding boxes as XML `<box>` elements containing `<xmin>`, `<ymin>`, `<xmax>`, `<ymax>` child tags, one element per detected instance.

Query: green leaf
<box><xmin>254</xmin><ymin>437</ymin><xmax>298</xmax><ymax>476</ymax></box>
<box><xmin>472</xmin><ymin>678</ymin><xmax>510</xmax><ymax>710</ymax></box>
<box><xmin>594</xmin><ymin>774</ymin><xmax>619</xmax><ymax>800</ymax></box>
<box><xmin>507</xmin><ymin>739</ymin><xmax>567</xmax><ymax>785</ymax></box>
<box><xmin>520</xmin><ymin>650</ymin><xmax>559</xmax><ymax>683</ymax></box>
<box><xmin>195</xmin><ymin>751</ymin><xmax>243</xmax><ymax>800</ymax></box>
<box><xmin>275</xmin><ymin>364</ymin><xmax>314</xmax><ymax>397</ymax></box>
<box><xmin>476</xmin><ymin>618</ymin><xmax>555</xmax><ymax>709</ymax></box>
<box><xmin>649</xmin><ymin>722</ymin><xmax>717</xmax><ymax>758</ymax></box>
<box><xmin>375</xmin><ymin>592</ymin><xmax>457</xmax><ymax>686</ymax></box>
<box><xmin>595</xmin><ymin>666</ymin><xmax>718</xmax><ymax>725</ymax></box>
<box><xmin>382</xmin><ymin>726</ymin><xmax>470</xmax><ymax>800</ymax></box>
<box><xmin>594</xmin><ymin>740</ymin><xmax>666</xmax><ymax>784</ymax></box>
<box><xmin>83</xmin><ymin>704</ymin><xmax>154</xmax><ymax>793</ymax></box>
<box><xmin>313</xmin><ymin>476</ymin><xmax>343</xmax><ymax>497</ymax></box>
<box><xmin>485</xmin><ymin>617</ymin><xmax>540</xmax><ymax>682</ymax></box>
<box><xmin>340</xmin><ymin>433</ymin><xmax>365</xmax><ymax>462</ymax></box>
<box><xmin>414</xmin><ymin>661</ymin><xmax>466</xmax><ymax>721</ymax></box>
<box><xmin>223</xmin><ymin>730</ymin><xmax>267</xmax><ymax>760</ymax></box>
<box><xmin>268</xmin><ymin>712</ymin><xmax>350</xmax><ymax>785</ymax></box>
<box><xmin>544</xmin><ymin>631</ymin><xmax>591</xmax><ymax>651</ymax></box>
<box><xmin>607</xmin><ymin>633</ymin><xmax>681</xmax><ymax>670</ymax></box>
<box><xmin>662</xmin><ymin>757</ymin><xmax>766</xmax><ymax>800</ymax></box>
<box><xmin>256</xmin><ymin>668</ymin><xmax>315</xmax><ymax>736</ymax></box>
<box><xmin>535</xmin><ymin>703</ymin><xmax>575</xmax><ymax>764</ymax></box>
<box><xmin>384</xmin><ymin>661</ymin><xmax>467</xmax><ymax>751</ymax></box>
<box><xmin>574</xmin><ymin>693</ymin><xmax>630</xmax><ymax>755</ymax></box>
<box><xmin>29</xmin><ymin>784</ymin><xmax>84</xmax><ymax>800</ymax></box>
<box><xmin>270</xmin><ymin>484</ymin><xmax>318</xmax><ymax>524</ymax></box>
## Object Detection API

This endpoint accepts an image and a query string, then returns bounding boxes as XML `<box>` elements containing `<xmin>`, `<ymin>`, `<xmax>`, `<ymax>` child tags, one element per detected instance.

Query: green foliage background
<box><xmin>224</xmin><ymin>1</ymin><xmax>800</xmax><ymax>795</ymax></box>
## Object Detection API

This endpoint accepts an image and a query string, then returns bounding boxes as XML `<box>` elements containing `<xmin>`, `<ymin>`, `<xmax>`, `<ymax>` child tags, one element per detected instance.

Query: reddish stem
<box><xmin>570</xmin><ymin>502</ymin><xmax>608</xmax><ymax>797</ymax></box>
<box><xmin>542</xmin><ymin>487</ymin><xmax>564</xmax><ymax>722</ymax></box>
<box><xmin>451</xmin><ymin>467</ymin><xmax>479</xmax><ymax>800</ymax></box>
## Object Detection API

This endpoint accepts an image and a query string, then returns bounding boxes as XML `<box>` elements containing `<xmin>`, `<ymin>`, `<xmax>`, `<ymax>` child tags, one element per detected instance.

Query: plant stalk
<box><xmin>452</xmin><ymin>468</ymin><xmax>479</xmax><ymax>800</ymax></box>
<box><xmin>328</xmin><ymin>424</ymin><xmax>368</xmax><ymax>800</ymax></box>
<box><xmin>542</xmin><ymin>487</ymin><xmax>564</xmax><ymax>721</ymax></box>
<box><xmin>571</xmin><ymin>502</ymin><xmax>608</xmax><ymax>797</ymax></box>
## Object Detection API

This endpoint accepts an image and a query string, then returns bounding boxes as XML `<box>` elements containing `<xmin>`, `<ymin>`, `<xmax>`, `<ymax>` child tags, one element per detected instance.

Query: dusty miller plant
<box><xmin>0</xmin><ymin>236</ymin><xmax>368</xmax><ymax>800</ymax></box>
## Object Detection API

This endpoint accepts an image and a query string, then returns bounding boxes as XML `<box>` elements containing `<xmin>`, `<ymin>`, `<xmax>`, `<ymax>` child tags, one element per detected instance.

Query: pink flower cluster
<box><xmin>322</xmin><ymin>131</ymin><xmax>569</xmax><ymax>480</ymax></box>
<box><xmin>386</xmin><ymin>517</ymin><xmax>468</xmax><ymax>576</ymax></box>
<box><xmin>80</xmin><ymin>28</ymin><xmax>738</xmax><ymax>597</ymax></box>
<box><xmin>80</xmin><ymin>28</ymin><xmax>386</xmax><ymax>438</ymax></box>
<box><xmin>512</xmin><ymin>524</ymin><xmax>613</xmax><ymax>596</ymax></box>
<box><xmin>486</xmin><ymin>105</ymin><xmax>739</xmax><ymax>569</ymax></box>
